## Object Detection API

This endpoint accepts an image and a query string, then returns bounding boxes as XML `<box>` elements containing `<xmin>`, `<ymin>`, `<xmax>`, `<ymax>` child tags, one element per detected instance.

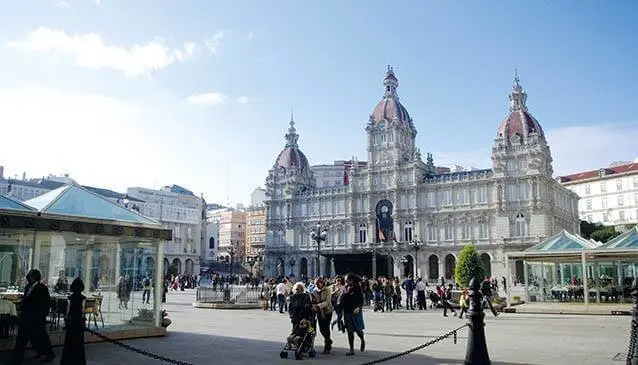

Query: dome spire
<box><xmin>383</xmin><ymin>65</ymin><xmax>399</xmax><ymax>98</ymax></box>
<box><xmin>509</xmin><ymin>69</ymin><xmax>528</xmax><ymax>112</ymax></box>
<box><xmin>285</xmin><ymin>112</ymin><xmax>299</xmax><ymax>148</ymax></box>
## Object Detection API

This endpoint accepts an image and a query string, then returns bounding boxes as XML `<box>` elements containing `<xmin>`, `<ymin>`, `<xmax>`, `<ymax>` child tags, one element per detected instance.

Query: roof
<box><xmin>0</xmin><ymin>194</ymin><xmax>36</xmax><ymax>212</ymax></box>
<box><xmin>497</xmin><ymin>109</ymin><xmax>544</xmax><ymax>139</ymax></box>
<box><xmin>83</xmin><ymin>186</ymin><xmax>144</xmax><ymax>202</ymax></box>
<box><xmin>4</xmin><ymin>178</ymin><xmax>65</xmax><ymax>190</ymax></box>
<box><xmin>372</xmin><ymin>97</ymin><xmax>412</xmax><ymax>125</ymax></box>
<box><xmin>524</xmin><ymin>230</ymin><xmax>601</xmax><ymax>252</ymax></box>
<box><xmin>601</xmin><ymin>226</ymin><xmax>638</xmax><ymax>249</ymax></box>
<box><xmin>431</xmin><ymin>168</ymin><xmax>493</xmax><ymax>179</ymax></box>
<box><xmin>558</xmin><ymin>162</ymin><xmax>638</xmax><ymax>184</ymax></box>
<box><xmin>276</xmin><ymin>147</ymin><xmax>309</xmax><ymax>170</ymax></box>
<box><xmin>23</xmin><ymin>183</ymin><xmax>157</xmax><ymax>225</ymax></box>
<box><xmin>164</xmin><ymin>184</ymin><xmax>195</xmax><ymax>196</ymax></box>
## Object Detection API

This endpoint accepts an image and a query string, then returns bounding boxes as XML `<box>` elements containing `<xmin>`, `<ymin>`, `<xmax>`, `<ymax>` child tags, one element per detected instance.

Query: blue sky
<box><xmin>0</xmin><ymin>0</ymin><xmax>636</xmax><ymax>206</ymax></box>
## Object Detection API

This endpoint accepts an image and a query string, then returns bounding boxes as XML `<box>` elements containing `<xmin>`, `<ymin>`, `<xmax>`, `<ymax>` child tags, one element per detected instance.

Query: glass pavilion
<box><xmin>506</xmin><ymin>227</ymin><xmax>638</xmax><ymax>307</ymax></box>
<box><xmin>0</xmin><ymin>184</ymin><xmax>171</xmax><ymax>339</ymax></box>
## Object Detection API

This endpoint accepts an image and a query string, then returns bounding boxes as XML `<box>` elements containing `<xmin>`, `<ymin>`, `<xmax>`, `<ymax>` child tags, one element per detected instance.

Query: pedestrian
<box><xmin>342</xmin><ymin>273</ymin><xmax>365</xmax><ymax>356</ymax></box>
<box><xmin>458</xmin><ymin>288</ymin><xmax>469</xmax><ymax>319</ymax></box>
<box><xmin>415</xmin><ymin>278</ymin><xmax>427</xmax><ymax>310</ymax></box>
<box><xmin>12</xmin><ymin>269</ymin><xmax>55</xmax><ymax>364</ymax></box>
<box><xmin>312</xmin><ymin>278</ymin><xmax>334</xmax><ymax>354</ymax></box>
<box><xmin>60</xmin><ymin>278</ymin><xmax>86</xmax><ymax>365</ymax></box>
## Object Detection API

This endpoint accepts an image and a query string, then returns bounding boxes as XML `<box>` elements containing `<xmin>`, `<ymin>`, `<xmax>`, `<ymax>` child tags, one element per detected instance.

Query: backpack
<box><xmin>143</xmin><ymin>278</ymin><xmax>151</xmax><ymax>287</ymax></box>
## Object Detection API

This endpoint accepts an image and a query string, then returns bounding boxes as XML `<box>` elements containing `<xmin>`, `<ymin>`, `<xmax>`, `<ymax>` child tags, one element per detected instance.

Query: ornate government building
<box><xmin>264</xmin><ymin>67</ymin><xmax>579</xmax><ymax>283</ymax></box>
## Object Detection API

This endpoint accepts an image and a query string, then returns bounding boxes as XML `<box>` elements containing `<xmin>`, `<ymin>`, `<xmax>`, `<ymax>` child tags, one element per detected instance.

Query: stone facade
<box><xmin>264</xmin><ymin>67</ymin><xmax>580</xmax><ymax>283</ymax></box>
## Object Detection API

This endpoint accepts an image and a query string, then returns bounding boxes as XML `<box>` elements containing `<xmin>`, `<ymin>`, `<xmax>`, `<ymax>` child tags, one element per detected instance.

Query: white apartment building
<box><xmin>207</xmin><ymin>208</ymin><xmax>247</xmax><ymax>262</ymax></box>
<box><xmin>205</xmin><ymin>214</ymin><xmax>221</xmax><ymax>264</ymax></box>
<box><xmin>310</xmin><ymin>160</ymin><xmax>368</xmax><ymax>188</ymax></box>
<box><xmin>250</xmin><ymin>187</ymin><xmax>266</xmax><ymax>207</ymax></box>
<box><xmin>127</xmin><ymin>185</ymin><xmax>204</xmax><ymax>275</ymax></box>
<box><xmin>558</xmin><ymin>160</ymin><xmax>638</xmax><ymax>226</ymax></box>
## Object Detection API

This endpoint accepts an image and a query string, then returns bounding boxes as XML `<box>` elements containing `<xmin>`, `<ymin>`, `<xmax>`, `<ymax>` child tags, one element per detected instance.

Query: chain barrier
<box><xmin>85</xmin><ymin>323</ymin><xmax>466</xmax><ymax>365</ymax></box>
<box><xmin>358</xmin><ymin>323</ymin><xmax>468</xmax><ymax>365</ymax></box>
<box><xmin>85</xmin><ymin>328</ymin><xmax>194</xmax><ymax>365</ymax></box>
<box><xmin>627</xmin><ymin>318</ymin><xmax>638</xmax><ymax>363</ymax></box>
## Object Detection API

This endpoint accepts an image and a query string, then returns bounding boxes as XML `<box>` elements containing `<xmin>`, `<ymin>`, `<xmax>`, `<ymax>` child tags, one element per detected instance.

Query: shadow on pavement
<box><xmin>1</xmin><ymin>330</ymin><xmax>540</xmax><ymax>365</ymax></box>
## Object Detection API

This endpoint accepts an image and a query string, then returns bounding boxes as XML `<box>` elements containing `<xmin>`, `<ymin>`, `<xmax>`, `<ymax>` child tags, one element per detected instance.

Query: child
<box><xmin>287</xmin><ymin>319</ymin><xmax>312</xmax><ymax>349</ymax></box>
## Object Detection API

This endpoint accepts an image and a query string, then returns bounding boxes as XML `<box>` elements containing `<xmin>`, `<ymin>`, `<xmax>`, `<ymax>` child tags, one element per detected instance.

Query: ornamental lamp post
<box><xmin>228</xmin><ymin>245</ymin><xmax>236</xmax><ymax>280</ymax></box>
<box><xmin>408</xmin><ymin>236</ymin><xmax>424</xmax><ymax>278</ymax></box>
<box><xmin>310</xmin><ymin>223</ymin><xmax>328</xmax><ymax>278</ymax></box>
<box><xmin>288</xmin><ymin>258</ymin><xmax>296</xmax><ymax>277</ymax></box>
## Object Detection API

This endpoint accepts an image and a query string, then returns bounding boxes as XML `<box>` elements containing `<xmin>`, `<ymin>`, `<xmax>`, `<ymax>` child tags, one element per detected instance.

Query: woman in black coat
<box><xmin>60</xmin><ymin>277</ymin><xmax>86</xmax><ymax>365</ymax></box>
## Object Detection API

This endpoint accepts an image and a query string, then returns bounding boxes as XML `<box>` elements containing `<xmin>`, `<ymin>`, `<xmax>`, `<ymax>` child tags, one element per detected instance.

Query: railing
<box><xmin>196</xmin><ymin>285</ymin><xmax>262</xmax><ymax>304</ymax></box>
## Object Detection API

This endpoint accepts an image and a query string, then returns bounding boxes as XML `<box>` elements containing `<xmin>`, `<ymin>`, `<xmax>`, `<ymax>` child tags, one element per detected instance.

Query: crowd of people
<box><xmin>260</xmin><ymin>273</ymin><xmax>503</xmax><ymax>358</ymax></box>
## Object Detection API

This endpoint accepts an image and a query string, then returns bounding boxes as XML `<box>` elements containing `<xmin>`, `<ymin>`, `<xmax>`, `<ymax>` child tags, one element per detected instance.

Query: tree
<box><xmin>579</xmin><ymin>220</ymin><xmax>600</xmax><ymax>239</ymax></box>
<box><xmin>455</xmin><ymin>244</ymin><xmax>486</xmax><ymax>289</ymax></box>
<box><xmin>590</xmin><ymin>226</ymin><xmax>620</xmax><ymax>243</ymax></box>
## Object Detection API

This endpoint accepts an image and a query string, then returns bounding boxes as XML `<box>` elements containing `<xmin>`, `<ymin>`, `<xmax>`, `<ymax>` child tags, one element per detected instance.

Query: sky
<box><xmin>0</xmin><ymin>0</ymin><xmax>636</xmax><ymax>206</ymax></box>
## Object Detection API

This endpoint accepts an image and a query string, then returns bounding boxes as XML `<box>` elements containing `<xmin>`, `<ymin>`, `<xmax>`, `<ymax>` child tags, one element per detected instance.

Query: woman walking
<box><xmin>60</xmin><ymin>278</ymin><xmax>86</xmax><ymax>365</ymax></box>
<box><xmin>342</xmin><ymin>273</ymin><xmax>365</xmax><ymax>356</ymax></box>
<box><xmin>312</xmin><ymin>278</ymin><xmax>334</xmax><ymax>354</ymax></box>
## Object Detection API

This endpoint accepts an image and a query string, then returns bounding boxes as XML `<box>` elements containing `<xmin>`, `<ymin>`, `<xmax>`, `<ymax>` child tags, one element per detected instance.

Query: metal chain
<box><xmin>85</xmin><ymin>328</ymin><xmax>194</xmax><ymax>365</ymax></box>
<box><xmin>627</xmin><ymin>319</ymin><xmax>638</xmax><ymax>363</ymax></box>
<box><xmin>358</xmin><ymin>324</ymin><xmax>468</xmax><ymax>365</ymax></box>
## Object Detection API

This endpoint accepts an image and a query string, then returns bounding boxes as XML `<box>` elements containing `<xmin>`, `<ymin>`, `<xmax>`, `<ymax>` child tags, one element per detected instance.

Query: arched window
<box><xmin>516</xmin><ymin>213</ymin><xmax>526</xmax><ymax>237</ymax></box>
<box><xmin>358</xmin><ymin>223</ymin><xmax>367</xmax><ymax>243</ymax></box>
<box><xmin>404</xmin><ymin>220</ymin><xmax>413</xmax><ymax>242</ymax></box>
<box><xmin>209</xmin><ymin>237</ymin><xmax>215</xmax><ymax>249</ymax></box>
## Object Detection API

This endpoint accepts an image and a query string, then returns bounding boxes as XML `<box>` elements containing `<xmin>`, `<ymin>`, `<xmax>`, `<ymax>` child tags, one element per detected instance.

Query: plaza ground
<box><xmin>1</xmin><ymin>289</ymin><xmax>631</xmax><ymax>365</ymax></box>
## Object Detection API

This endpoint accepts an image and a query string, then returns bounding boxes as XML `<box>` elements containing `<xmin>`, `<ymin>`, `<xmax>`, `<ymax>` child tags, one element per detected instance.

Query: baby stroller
<box><xmin>280</xmin><ymin>316</ymin><xmax>317</xmax><ymax>360</ymax></box>
<box><xmin>373</xmin><ymin>291</ymin><xmax>385</xmax><ymax>312</ymax></box>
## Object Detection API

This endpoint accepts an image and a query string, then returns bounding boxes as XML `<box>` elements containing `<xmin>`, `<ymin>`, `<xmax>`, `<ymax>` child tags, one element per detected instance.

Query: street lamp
<box><xmin>288</xmin><ymin>258</ymin><xmax>296</xmax><ymax>276</ymax></box>
<box><xmin>228</xmin><ymin>245</ymin><xmax>236</xmax><ymax>279</ymax></box>
<box><xmin>310</xmin><ymin>223</ymin><xmax>328</xmax><ymax>277</ymax></box>
<box><xmin>246</xmin><ymin>249</ymin><xmax>263</xmax><ymax>276</ymax></box>
<box><xmin>408</xmin><ymin>236</ymin><xmax>425</xmax><ymax>278</ymax></box>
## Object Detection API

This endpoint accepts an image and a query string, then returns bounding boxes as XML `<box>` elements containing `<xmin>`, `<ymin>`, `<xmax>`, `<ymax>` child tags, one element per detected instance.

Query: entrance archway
<box><xmin>515</xmin><ymin>260</ymin><xmax>525</xmax><ymax>283</ymax></box>
<box><xmin>172</xmin><ymin>258</ymin><xmax>182</xmax><ymax>274</ymax></box>
<box><xmin>480</xmin><ymin>253</ymin><xmax>491</xmax><ymax>276</ymax></box>
<box><xmin>444</xmin><ymin>254</ymin><xmax>456</xmax><ymax>280</ymax></box>
<box><xmin>428</xmin><ymin>255</ymin><xmax>439</xmax><ymax>281</ymax></box>
<box><xmin>300</xmin><ymin>257</ymin><xmax>308</xmax><ymax>278</ymax></box>
<box><xmin>185</xmin><ymin>259</ymin><xmax>193</xmax><ymax>275</ymax></box>
<box><xmin>402</xmin><ymin>255</ymin><xmax>414</xmax><ymax>277</ymax></box>
<box><xmin>145</xmin><ymin>257</ymin><xmax>155</xmax><ymax>277</ymax></box>
<box><xmin>163</xmin><ymin>258</ymin><xmax>170</xmax><ymax>276</ymax></box>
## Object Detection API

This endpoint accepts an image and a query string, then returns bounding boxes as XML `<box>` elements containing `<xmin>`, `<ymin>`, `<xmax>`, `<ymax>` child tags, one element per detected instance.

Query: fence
<box><xmin>196</xmin><ymin>285</ymin><xmax>262</xmax><ymax>304</ymax></box>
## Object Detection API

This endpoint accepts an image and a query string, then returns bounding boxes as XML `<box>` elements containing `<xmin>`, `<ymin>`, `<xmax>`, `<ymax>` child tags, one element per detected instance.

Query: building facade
<box><xmin>250</xmin><ymin>187</ymin><xmax>266</xmax><ymax>207</ymax></box>
<box><xmin>246</xmin><ymin>205</ymin><xmax>267</xmax><ymax>256</ymax></box>
<box><xmin>264</xmin><ymin>67</ymin><xmax>580</xmax><ymax>282</ymax></box>
<box><xmin>127</xmin><ymin>185</ymin><xmax>204</xmax><ymax>276</ymax></box>
<box><xmin>558</xmin><ymin>160</ymin><xmax>638</xmax><ymax>226</ymax></box>
<box><xmin>311</xmin><ymin>160</ymin><xmax>369</xmax><ymax>188</ymax></box>
<box><xmin>208</xmin><ymin>208</ymin><xmax>247</xmax><ymax>262</ymax></box>
<box><xmin>204</xmin><ymin>214</ymin><xmax>221</xmax><ymax>264</ymax></box>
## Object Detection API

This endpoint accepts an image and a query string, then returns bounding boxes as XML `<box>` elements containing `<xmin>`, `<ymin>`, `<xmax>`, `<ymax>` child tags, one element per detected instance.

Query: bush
<box><xmin>454</xmin><ymin>244</ymin><xmax>486</xmax><ymax>289</ymax></box>
<box><xmin>513</xmin><ymin>296</ymin><xmax>521</xmax><ymax>302</ymax></box>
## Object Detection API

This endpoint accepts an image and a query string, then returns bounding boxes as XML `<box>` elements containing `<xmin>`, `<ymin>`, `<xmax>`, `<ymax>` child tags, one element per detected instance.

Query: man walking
<box><xmin>402</xmin><ymin>276</ymin><xmax>416</xmax><ymax>310</ymax></box>
<box><xmin>12</xmin><ymin>269</ymin><xmax>55</xmax><ymax>364</ymax></box>
<box><xmin>481</xmin><ymin>277</ymin><xmax>499</xmax><ymax>317</ymax></box>
<box><xmin>415</xmin><ymin>278</ymin><xmax>427</xmax><ymax>310</ymax></box>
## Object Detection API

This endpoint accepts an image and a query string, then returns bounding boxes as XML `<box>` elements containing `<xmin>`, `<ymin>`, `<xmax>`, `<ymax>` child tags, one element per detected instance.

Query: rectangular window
<box><xmin>600</xmin><ymin>182</ymin><xmax>607</xmax><ymax>193</ymax></box>
<box><xmin>603</xmin><ymin>213</ymin><xmax>609</xmax><ymax>222</ymax></box>
<box><xmin>617</xmin><ymin>179</ymin><xmax>623</xmax><ymax>191</ymax></box>
<box><xmin>618</xmin><ymin>195</ymin><xmax>624</xmax><ymax>206</ymax></box>
<box><xmin>585</xmin><ymin>185</ymin><xmax>591</xmax><ymax>195</ymax></box>
<box><xmin>427</xmin><ymin>225</ymin><xmax>438</xmax><ymax>241</ymax></box>
<box><xmin>443</xmin><ymin>190</ymin><xmax>453</xmax><ymax>206</ymax></box>
<box><xmin>444</xmin><ymin>224</ymin><xmax>453</xmax><ymax>240</ymax></box>
<box><xmin>619</xmin><ymin>211</ymin><xmax>625</xmax><ymax>221</ymax></box>
<box><xmin>634</xmin><ymin>176</ymin><xmax>638</xmax><ymax>189</ymax></box>
<box><xmin>601</xmin><ymin>198</ymin><xmax>608</xmax><ymax>209</ymax></box>
<box><xmin>634</xmin><ymin>193</ymin><xmax>638</xmax><ymax>205</ymax></box>
<box><xmin>459</xmin><ymin>189</ymin><xmax>470</xmax><ymax>205</ymax></box>
<box><xmin>427</xmin><ymin>192</ymin><xmax>436</xmax><ymax>207</ymax></box>
<box><xmin>461</xmin><ymin>223</ymin><xmax>470</xmax><ymax>240</ymax></box>
<box><xmin>585</xmin><ymin>199</ymin><xmax>592</xmax><ymax>210</ymax></box>
<box><xmin>478</xmin><ymin>222</ymin><xmax>487</xmax><ymax>239</ymax></box>
<box><xmin>518</xmin><ymin>183</ymin><xmax>529</xmax><ymax>200</ymax></box>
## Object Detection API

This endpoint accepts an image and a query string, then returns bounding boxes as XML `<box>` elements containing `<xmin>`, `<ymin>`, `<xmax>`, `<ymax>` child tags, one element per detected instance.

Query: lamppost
<box><xmin>288</xmin><ymin>258</ymin><xmax>296</xmax><ymax>277</ymax></box>
<box><xmin>246</xmin><ymin>249</ymin><xmax>263</xmax><ymax>276</ymax></box>
<box><xmin>310</xmin><ymin>223</ymin><xmax>328</xmax><ymax>277</ymax></box>
<box><xmin>408</xmin><ymin>236</ymin><xmax>424</xmax><ymax>278</ymax></box>
<box><xmin>228</xmin><ymin>245</ymin><xmax>236</xmax><ymax>279</ymax></box>
<box><xmin>401</xmin><ymin>256</ymin><xmax>409</xmax><ymax>277</ymax></box>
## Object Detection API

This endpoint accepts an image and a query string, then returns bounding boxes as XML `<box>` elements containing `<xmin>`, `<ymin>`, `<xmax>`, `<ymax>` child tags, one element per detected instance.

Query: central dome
<box><xmin>274</xmin><ymin>119</ymin><xmax>309</xmax><ymax>170</ymax></box>
<box><xmin>496</xmin><ymin>73</ymin><xmax>545</xmax><ymax>142</ymax></box>
<box><xmin>371</xmin><ymin>66</ymin><xmax>412</xmax><ymax>125</ymax></box>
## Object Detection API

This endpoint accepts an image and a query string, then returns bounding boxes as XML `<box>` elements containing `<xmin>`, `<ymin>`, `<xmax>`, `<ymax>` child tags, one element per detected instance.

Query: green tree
<box><xmin>167</xmin><ymin>264</ymin><xmax>178</xmax><ymax>277</ymax></box>
<box><xmin>590</xmin><ymin>226</ymin><xmax>620</xmax><ymax>243</ymax></box>
<box><xmin>455</xmin><ymin>244</ymin><xmax>486</xmax><ymax>288</ymax></box>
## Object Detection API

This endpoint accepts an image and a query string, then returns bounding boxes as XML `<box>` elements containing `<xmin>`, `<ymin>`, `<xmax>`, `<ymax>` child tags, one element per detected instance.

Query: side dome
<box><xmin>274</xmin><ymin>119</ymin><xmax>309</xmax><ymax>170</ymax></box>
<box><xmin>275</xmin><ymin>147</ymin><xmax>309</xmax><ymax>170</ymax></box>
<box><xmin>371</xmin><ymin>66</ymin><xmax>412</xmax><ymax>125</ymax></box>
<box><xmin>497</xmin><ymin>73</ymin><xmax>545</xmax><ymax>142</ymax></box>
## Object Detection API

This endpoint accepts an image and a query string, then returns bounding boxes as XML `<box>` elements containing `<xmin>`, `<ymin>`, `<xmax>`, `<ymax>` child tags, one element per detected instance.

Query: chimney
<box><xmin>22</xmin><ymin>172</ymin><xmax>26</xmax><ymax>181</ymax></box>
<box><xmin>0</xmin><ymin>166</ymin><xmax>3</xmax><ymax>180</ymax></box>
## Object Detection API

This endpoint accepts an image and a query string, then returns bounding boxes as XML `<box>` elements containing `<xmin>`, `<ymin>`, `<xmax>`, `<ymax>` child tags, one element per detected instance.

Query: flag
<box><xmin>377</xmin><ymin>217</ymin><xmax>386</xmax><ymax>242</ymax></box>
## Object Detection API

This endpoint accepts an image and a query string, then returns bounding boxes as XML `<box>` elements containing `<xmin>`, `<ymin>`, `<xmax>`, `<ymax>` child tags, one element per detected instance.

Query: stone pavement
<box><xmin>1</xmin><ymin>289</ymin><xmax>630</xmax><ymax>365</ymax></box>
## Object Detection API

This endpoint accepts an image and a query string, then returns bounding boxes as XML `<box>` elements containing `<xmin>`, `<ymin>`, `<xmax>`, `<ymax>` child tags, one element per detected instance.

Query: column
<box><xmin>30</xmin><ymin>231</ymin><xmax>40</xmax><ymax>271</ymax></box>
<box><xmin>424</xmin><ymin>256</ymin><xmax>430</xmax><ymax>284</ymax></box>
<box><xmin>581</xmin><ymin>251</ymin><xmax>589</xmax><ymax>309</ymax></box>
<box><xmin>154</xmin><ymin>242</ymin><xmax>164</xmax><ymax>327</ymax></box>
<box><xmin>505</xmin><ymin>257</ymin><xmax>511</xmax><ymax>307</ymax></box>
<box><xmin>83</xmin><ymin>241</ymin><xmax>93</xmax><ymax>293</ymax></box>
<box><xmin>371</xmin><ymin>251</ymin><xmax>377</xmax><ymax>279</ymax></box>
<box><xmin>115</xmin><ymin>242</ymin><xmax>122</xmax><ymax>281</ymax></box>
<box><xmin>523</xmin><ymin>261</ymin><xmax>530</xmax><ymax>302</ymax></box>
<box><xmin>439</xmin><ymin>259</ymin><xmax>446</xmax><ymax>283</ymax></box>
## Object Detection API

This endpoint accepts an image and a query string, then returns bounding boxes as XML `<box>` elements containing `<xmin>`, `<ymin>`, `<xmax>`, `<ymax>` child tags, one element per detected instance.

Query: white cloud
<box><xmin>237</xmin><ymin>96</ymin><xmax>250</xmax><ymax>104</ymax></box>
<box><xmin>53</xmin><ymin>0</ymin><xmax>70</xmax><ymax>7</ymax></box>
<box><xmin>203</xmin><ymin>31</ymin><xmax>225</xmax><ymax>55</ymax></box>
<box><xmin>6</xmin><ymin>27</ymin><xmax>206</xmax><ymax>77</ymax></box>
<box><xmin>185</xmin><ymin>92</ymin><xmax>229</xmax><ymax>106</ymax></box>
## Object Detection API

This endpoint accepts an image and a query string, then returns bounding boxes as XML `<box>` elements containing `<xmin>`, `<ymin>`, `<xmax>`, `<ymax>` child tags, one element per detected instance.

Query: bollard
<box><xmin>464</xmin><ymin>277</ymin><xmax>491</xmax><ymax>365</ymax></box>
<box><xmin>626</xmin><ymin>278</ymin><xmax>638</xmax><ymax>365</ymax></box>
